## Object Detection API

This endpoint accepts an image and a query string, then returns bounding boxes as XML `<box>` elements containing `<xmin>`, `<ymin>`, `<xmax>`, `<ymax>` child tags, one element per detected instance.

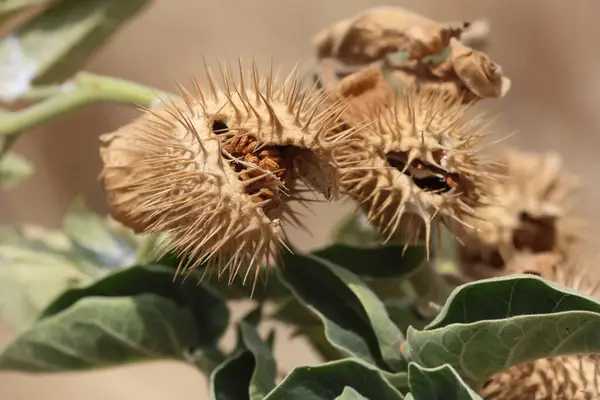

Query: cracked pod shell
<box><xmin>457</xmin><ymin>149</ymin><xmax>583</xmax><ymax>280</ymax></box>
<box><xmin>99</xmin><ymin>61</ymin><xmax>353</xmax><ymax>289</ymax></box>
<box><xmin>329</xmin><ymin>66</ymin><xmax>498</xmax><ymax>251</ymax></box>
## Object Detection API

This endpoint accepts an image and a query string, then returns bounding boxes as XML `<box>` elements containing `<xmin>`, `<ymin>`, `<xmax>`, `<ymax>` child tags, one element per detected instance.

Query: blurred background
<box><xmin>1</xmin><ymin>0</ymin><xmax>599</xmax><ymax>398</ymax></box>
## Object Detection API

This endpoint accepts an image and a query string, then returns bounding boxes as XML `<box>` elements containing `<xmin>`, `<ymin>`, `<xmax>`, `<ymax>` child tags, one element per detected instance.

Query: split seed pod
<box><xmin>481</xmin><ymin>253</ymin><xmax>600</xmax><ymax>400</ymax></box>
<box><xmin>99</xmin><ymin>60</ymin><xmax>353</xmax><ymax>291</ymax></box>
<box><xmin>457</xmin><ymin>149</ymin><xmax>582</xmax><ymax>280</ymax></box>
<box><xmin>312</xmin><ymin>6</ymin><xmax>509</xmax><ymax>102</ymax></box>
<box><xmin>329</xmin><ymin>66</ymin><xmax>498</xmax><ymax>253</ymax></box>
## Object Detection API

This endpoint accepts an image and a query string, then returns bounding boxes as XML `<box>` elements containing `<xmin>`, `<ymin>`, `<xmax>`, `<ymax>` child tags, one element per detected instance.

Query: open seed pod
<box><xmin>481</xmin><ymin>253</ymin><xmax>600</xmax><ymax>400</ymax></box>
<box><xmin>329</xmin><ymin>66</ymin><xmax>498</xmax><ymax>253</ymax></box>
<box><xmin>312</xmin><ymin>6</ymin><xmax>509</xmax><ymax>102</ymax></box>
<box><xmin>99</xmin><ymin>60</ymin><xmax>353</xmax><ymax>291</ymax></box>
<box><xmin>457</xmin><ymin>149</ymin><xmax>582</xmax><ymax>280</ymax></box>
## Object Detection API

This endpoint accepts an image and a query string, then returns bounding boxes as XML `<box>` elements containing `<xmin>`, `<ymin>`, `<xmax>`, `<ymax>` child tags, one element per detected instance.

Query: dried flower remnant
<box><xmin>457</xmin><ymin>149</ymin><xmax>582</xmax><ymax>280</ymax></box>
<box><xmin>99</xmin><ymin>60</ymin><xmax>353</xmax><ymax>291</ymax></box>
<box><xmin>312</xmin><ymin>6</ymin><xmax>510</xmax><ymax>102</ymax></box>
<box><xmin>481</xmin><ymin>254</ymin><xmax>600</xmax><ymax>400</ymax></box>
<box><xmin>330</xmin><ymin>67</ymin><xmax>497</xmax><ymax>253</ymax></box>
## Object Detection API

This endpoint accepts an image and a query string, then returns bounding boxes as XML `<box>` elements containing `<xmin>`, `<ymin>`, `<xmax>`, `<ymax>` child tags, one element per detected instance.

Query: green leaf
<box><xmin>63</xmin><ymin>197</ymin><xmax>137</xmax><ymax>268</ymax></box>
<box><xmin>404</xmin><ymin>275</ymin><xmax>600</xmax><ymax>385</ymax></box>
<box><xmin>41</xmin><ymin>264</ymin><xmax>229</xmax><ymax>347</ymax></box>
<box><xmin>211</xmin><ymin>350</ymin><xmax>256</xmax><ymax>400</ymax></box>
<box><xmin>408</xmin><ymin>363</ymin><xmax>482</xmax><ymax>400</ymax></box>
<box><xmin>335</xmin><ymin>387</ymin><xmax>369</xmax><ymax>399</ymax></box>
<box><xmin>330</xmin><ymin>212</ymin><xmax>381</xmax><ymax>247</ymax></box>
<box><xmin>264</xmin><ymin>359</ymin><xmax>405</xmax><ymax>400</ymax></box>
<box><xmin>0</xmin><ymin>0</ymin><xmax>150</xmax><ymax>89</ymax></box>
<box><xmin>0</xmin><ymin>152</ymin><xmax>33</xmax><ymax>189</ymax></box>
<box><xmin>0</xmin><ymin>230</ymin><xmax>92</xmax><ymax>332</ymax></box>
<box><xmin>311</xmin><ymin>244</ymin><xmax>425</xmax><ymax>278</ymax></box>
<box><xmin>0</xmin><ymin>294</ymin><xmax>198</xmax><ymax>372</ymax></box>
<box><xmin>211</xmin><ymin>307</ymin><xmax>276</xmax><ymax>400</ymax></box>
<box><xmin>278</xmin><ymin>253</ymin><xmax>405</xmax><ymax>372</ymax></box>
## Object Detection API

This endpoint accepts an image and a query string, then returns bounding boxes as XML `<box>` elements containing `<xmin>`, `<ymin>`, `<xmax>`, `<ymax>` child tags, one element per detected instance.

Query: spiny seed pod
<box><xmin>481</xmin><ymin>253</ymin><xmax>600</xmax><ymax>400</ymax></box>
<box><xmin>329</xmin><ymin>66</ymin><xmax>499</xmax><ymax>254</ymax></box>
<box><xmin>99</xmin><ymin>60</ymin><xmax>354</xmax><ymax>292</ymax></box>
<box><xmin>457</xmin><ymin>149</ymin><xmax>582</xmax><ymax>280</ymax></box>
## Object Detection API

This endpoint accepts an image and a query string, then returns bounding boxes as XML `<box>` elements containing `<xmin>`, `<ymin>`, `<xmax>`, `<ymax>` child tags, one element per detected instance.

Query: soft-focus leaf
<box><xmin>264</xmin><ymin>359</ymin><xmax>405</xmax><ymax>400</ymax></box>
<box><xmin>211</xmin><ymin>350</ymin><xmax>255</xmax><ymax>400</ymax></box>
<box><xmin>311</xmin><ymin>244</ymin><xmax>424</xmax><ymax>278</ymax></box>
<box><xmin>408</xmin><ymin>363</ymin><xmax>482</xmax><ymax>400</ymax></box>
<box><xmin>41</xmin><ymin>264</ymin><xmax>229</xmax><ymax>347</ymax></box>
<box><xmin>211</xmin><ymin>307</ymin><xmax>276</xmax><ymax>400</ymax></box>
<box><xmin>0</xmin><ymin>0</ymin><xmax>150</xmax><ymax>91</ymax></box>
<box><xmin>0</xmin><ymin>232</ymin><xmax>92</xmax><ymax>332</ymax></box>
<box><xmin>335</xmin><ymin>387</ymin><xmax>369</xmax><ymax>399</ymax></box>
<box><xmin>404</xmin><ymin>275</ymin><xmax>600</xmax><ymax>385</ymax></box>
<box><xmin>279</xmin><ymin>253</ymin><xmax>405</xmax><ymax>372</ymax></box>
<box><xmin>330</xmin><ymin>212</ymin><xmax>381</xmax><ymax>247</ymax></box>
<box><xmin>0</xmin><ymin>1</ymin><xmax>56</xmax><ymax>15</ymax></box>
<box><xmin>63</xmin><ymin>197</ymin><xmax>137</xmax><ymax>268</ymax></box>
<box><xmin>0</xmin><ymin>152</ymin><xmax>33</xmax><ymax>189</ymax></box>
<box><xmin>0</xmin><ymin>294</ymin><xmax>198</xmax><ymax>372</ymax></box>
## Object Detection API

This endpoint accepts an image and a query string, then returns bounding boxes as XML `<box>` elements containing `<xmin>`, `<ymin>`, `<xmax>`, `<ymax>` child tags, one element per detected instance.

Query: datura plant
<box><xmin>1</xmin><ymin>4</ymin><xmax>599</xmax><ymax>400</ymax></box>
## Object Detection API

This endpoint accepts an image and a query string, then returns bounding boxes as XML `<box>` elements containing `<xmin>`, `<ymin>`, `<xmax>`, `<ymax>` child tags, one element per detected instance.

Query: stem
<box><xmin>0</xmin><ymin>72</ymin><xmax>175</xmax><ymax>137</ymax></box>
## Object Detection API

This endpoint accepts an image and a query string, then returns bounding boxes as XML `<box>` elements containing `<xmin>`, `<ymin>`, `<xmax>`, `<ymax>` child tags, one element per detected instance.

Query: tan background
<box><xmin>1</xmin><ymin>0</ymin><xmax>599</xmax><ymax>398</ymax></box>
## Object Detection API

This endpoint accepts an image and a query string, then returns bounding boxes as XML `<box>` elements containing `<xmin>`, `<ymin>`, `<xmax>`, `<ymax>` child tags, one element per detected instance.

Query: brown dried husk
<box><xmin>312</xmin><ymin>6</ymin><xmax>510</xmax><ymax>103</ymax></box>
<box><xmin>329</xmin><ymin>66</ymin><xmax>498</xmax><ymax>251</ymax></box>
<box><xmin>99</xmin><ymin>61</ymin><xmax>355</xmax><ymax>290</ymax></box>
<box><xmin>481</xmin><ymin>253</ymin><xmax>600</xmax><ymax>400</ymax></box>
<box><xmin>457</xmin><ymin>149</ymin><xmax>583</xmax><ymax>280</ymax></box>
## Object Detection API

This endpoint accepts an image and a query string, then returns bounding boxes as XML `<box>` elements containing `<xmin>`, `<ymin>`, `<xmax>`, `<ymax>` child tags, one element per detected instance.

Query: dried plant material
<box><xmin>330</xmin><ymin>67</ymin><xmax>497</xmax><ymax>253</ymax></box>
<box><xmin>312</xmin><ymin>6</ymin><xmax>509</xmax><ymax>102</ymax></box>
<box><xmin>458</xmin><ymin>149</ymin><xmax>582</xmax><ymax>280</ymax></box>
<box><xmin>482</xmin><ymin>255</ymin><xmax>600</xmax><ymax>400</ymax></box>
<box><xmin>99</xmin><ymin>60</ymin><xmax>353</xmax><ymax>292</ymax></box>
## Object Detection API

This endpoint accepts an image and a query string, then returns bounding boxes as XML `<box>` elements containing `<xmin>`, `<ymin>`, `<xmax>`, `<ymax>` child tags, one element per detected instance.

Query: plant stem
<box><xmin>0</xmin><ymin>72</ymin><xmax>175</xmax><ymax>137</ymax></box>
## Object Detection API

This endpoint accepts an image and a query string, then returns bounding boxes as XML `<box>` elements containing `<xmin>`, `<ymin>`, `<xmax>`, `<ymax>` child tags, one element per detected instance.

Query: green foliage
<box><xmin>0</xmin><ymin>0</ymin><xmax>151</xmax><ymax>86</ymax></box>
<box><xmin>0</xmin><ymin>152</ymin><xmax>33</xmax><ymax>189</ymax></box>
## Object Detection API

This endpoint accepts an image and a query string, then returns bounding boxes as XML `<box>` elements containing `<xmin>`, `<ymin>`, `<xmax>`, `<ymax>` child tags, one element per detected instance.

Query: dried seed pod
<box><xmin>481</xmin><ymin>254</ymin><xmax>600</xmax><ymax>400</ymax></box>
<box><xmin>99</xmin><ymin>60</ymin><xmax>352</xmax><ymax>291</ymax></box>
<box><xmin>311</xmin><ymin>6</ymin><xmax>509</xmax><ymax>102</ymax></box>
<box><xmin>457</xmin><ymin>149</ymin><xmax>582</xmax><ymax>280</ymax></box>
<box><xmin>330</xmin><ymin>67</ymin><xmax>498</xmax><ymax>253</ymax></box>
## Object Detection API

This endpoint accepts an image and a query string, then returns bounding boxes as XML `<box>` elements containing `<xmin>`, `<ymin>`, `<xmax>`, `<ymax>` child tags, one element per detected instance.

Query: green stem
<box><xmin>0</xmin><ymin>72</ymin><xmax>175</xmax><ymax>137</ymax></box>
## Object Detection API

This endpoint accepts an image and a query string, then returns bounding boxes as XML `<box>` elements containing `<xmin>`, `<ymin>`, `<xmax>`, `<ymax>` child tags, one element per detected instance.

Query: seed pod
<box><xmin>311</xmin><ymin>6</ymin><xmax>509</xmax><ymax>102</ymax></box>
<box><xmin>481</xmin><ymin>253</ymin><xmax>600</xmax><ymax>400</ymax></box>
<box><xmin>99</xmin><ymin>60</ymin><xmax>352</xmax><ymax>292</ymax></box>
<box><xmin>329</xmin><ymin>66</ymin><xmax>498</xmax><ymax>254</ymax></box>
<box><xmin>457</xmin><ymin>149</ymin><xmax>582</xmax><ymax>280</ymax></box>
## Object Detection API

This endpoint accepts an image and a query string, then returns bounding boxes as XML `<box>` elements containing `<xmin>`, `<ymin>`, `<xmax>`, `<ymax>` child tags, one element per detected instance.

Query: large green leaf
<box><xmin>0</xmin><ymin>152</ymin><xmax>33</xmax><ymax>189</ymax></box>
<box><xmin>278</xmin><ymin>253</ymin><xmax>405</xmax><ymax>372</ymax></box>
<box><xmin>0</xmin><ymin>0</ymin><xmax>150</xmax><ymax>89</ymax></box>
<box><xmin>211</xmin><ymin>307</ymin><xmax>276</xmax><ymax>400</ymax></box>
<box><xmin>40</xmin><ymin>264</ymin><xmax>229</xmax><ymax>347</ymax></box>
<box><xmin>264</xmin><ymin>359</ymin><xmax>405</xmax><ymax>400</ymax></box>
<box><xmin>404</xmin><ymin>275</ymin><xmax>600</xmax><ymax>385</ymax></box>
<box><xmin>408</xmin><ymin>363</ymin><xmax>482</xmax><ymax>400</ymax></box>
<box><xmin>311</xmin><ymin>244</ymin><xmax>424</xmax><ymax>278</ymax></box>
<box><xmin>0</xmin><ymin>294</ymin><xmax>198</xmax><ymax>371</ymax></box>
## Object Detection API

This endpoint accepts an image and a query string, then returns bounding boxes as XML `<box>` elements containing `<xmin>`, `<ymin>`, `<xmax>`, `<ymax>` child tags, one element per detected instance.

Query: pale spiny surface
<box><xmin>458</xmin><ymin>149</ymin><xmax>582</xmax><ymax>280</ymax></box>
<box><xmin>482</xmin><ymin>253</ymin><xmax>600</xmax><ymax>400</ymax></box>
<box><xmin>99</xmin><ymin>60</ymin><xmax>356</xmax><ymax>292</ymax></box>
<box><xmin>330</xmin><ymin>67</ymin><xmax>498</xmax><ymax>254</ymax></box>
